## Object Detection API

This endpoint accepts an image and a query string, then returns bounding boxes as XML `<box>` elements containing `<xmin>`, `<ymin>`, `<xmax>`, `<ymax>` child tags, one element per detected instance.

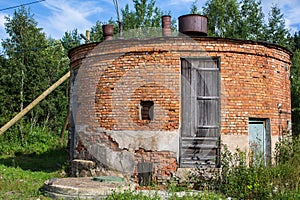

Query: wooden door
<box><xmin>180</xmin><ymin>57</ymin><xmax>221</xmax><ymax>168</ymax></box>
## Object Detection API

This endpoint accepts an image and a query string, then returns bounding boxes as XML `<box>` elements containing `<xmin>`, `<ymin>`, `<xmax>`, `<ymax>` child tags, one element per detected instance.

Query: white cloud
<box><xmin>281</xmin><ymin>2</ymin><xmax>300</xmax><ymax>33</ymax></box>
<box><xmin>40</xmin><ymin>0</ymin><xmax>103</xmax><ymax>38</ymax></box>
<box><xmin>167</xmin><ymin>0</ymin><xmax>196</xmax><ymax>6</ymax></box>
<box><xmin>0</xmin><ymin>13</ymin><xmax>8</xmax><ymax>42</ymax></box>
<box><xmin>0</xmin><ymin>13</ymin><xmax>6</xmax><ymax>28</ymax></box>
<box><xmin>260</xmin><ymin>0</ymin><xmax>300</xmax><ymax>33</ymax></box>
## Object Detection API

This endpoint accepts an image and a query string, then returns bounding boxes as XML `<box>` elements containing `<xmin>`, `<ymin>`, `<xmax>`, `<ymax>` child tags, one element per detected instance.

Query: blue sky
<box><xmin>0</xmin><ymin>0</ymin><xmax>300</xmax><ymax>40</ymax></box>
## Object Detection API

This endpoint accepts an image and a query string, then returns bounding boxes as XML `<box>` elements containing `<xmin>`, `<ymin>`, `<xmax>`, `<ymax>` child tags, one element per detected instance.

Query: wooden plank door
<box><xmin>180</xmin><ymin>57</ymin><xmax>221</xmax><ymax>168</ymax></box>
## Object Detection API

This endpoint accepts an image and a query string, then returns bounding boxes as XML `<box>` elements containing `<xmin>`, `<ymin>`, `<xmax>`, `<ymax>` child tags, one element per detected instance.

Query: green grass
<box><xmin>0</xmin><ymin>164</ymin><xmax>63</xmax><ymax>199</ymax></box>
<box><xmin>0</xmin><ymin>147</ymin><xmax>67</xmax><ymax>172</ymax></box>
<box><xmin>0</xmin><ymin>126</ymin><xmax>68</xmax><ymax>199</ymax></box>
<box><xmin>0</xmin><ymin>146</ymin><xmax>67</xmax><ymax>199</ymax></box>
<box><xmin>1</xmin><ymin>124</ymin><xmax>299</xmax><ymax>200</ymax></box>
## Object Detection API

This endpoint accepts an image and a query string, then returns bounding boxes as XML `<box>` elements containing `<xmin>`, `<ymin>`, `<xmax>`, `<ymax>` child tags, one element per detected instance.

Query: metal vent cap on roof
<box><xmin>178</xmin><ymin>14</ymin><xmax>207</xmax><ymax>37</ymax></box>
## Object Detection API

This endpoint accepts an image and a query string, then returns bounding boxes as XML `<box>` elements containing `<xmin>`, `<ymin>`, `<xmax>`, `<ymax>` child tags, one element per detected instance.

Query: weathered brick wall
<box><xmin>134</xmin><ymin>149</ymin><xmax>177</xmax><ymax>182</ymax></box>
<box><xmin>95</xmin><ymin>50</ymin><xmax>180</xmax><ymax>131</ymax></box>
<box><xmin>197</xmin><ymin>39</ymin><xmax>291</xmax><ymax>138</ymax></box>
<box><xmin>69</xmin><ymin>36</ymin><xmax>291</xmax><ymax>181</ymax></box>
<box><xmin>69</xmin><ymin>43</ymin><xmax>98</xmax><ymax>69</ymax></box>
<box><xmin>197</xmin><ymin>39</ymin><xmax>291</xmax><ymax>153</ymax></box>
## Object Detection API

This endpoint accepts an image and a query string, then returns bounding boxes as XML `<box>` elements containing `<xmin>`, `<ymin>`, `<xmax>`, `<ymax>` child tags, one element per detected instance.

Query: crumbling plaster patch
<box><xmin>106</xmin><ymin>130</ymin><xmax>179</xmax><ymax>153</ymax></box>
<box><xmin>90</xmin><ymin>144</ymin><xmax>135</xmax><ymax>174</ymax></box>
<box><xmin>221</xmin><ymin>134</ymin><xmax>248</xmax><ymax>152</ymax></box>
<box><xmin>74</xmin><ymin>125</ymin><xmax>179</xmax><ymax>174</ymax></box>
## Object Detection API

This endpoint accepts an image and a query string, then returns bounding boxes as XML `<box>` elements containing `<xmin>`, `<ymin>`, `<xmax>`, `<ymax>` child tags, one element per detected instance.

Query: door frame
<box><xmin>248</xmin><ymin>118</ymin><xmax>271</xmax><ymax>165</ymax></box>
<box><xmin>180</xmin><ymin>56</ymin><xmax>221</xmax><ymax>168</ymax></box>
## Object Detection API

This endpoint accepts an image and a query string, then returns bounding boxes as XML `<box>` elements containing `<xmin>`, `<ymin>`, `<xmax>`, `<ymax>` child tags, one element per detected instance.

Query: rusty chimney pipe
<box><xmin>178</xmin><ymin>14</ymin><xmax>207</xmax><ymax>37</ymax></box>
<box><xmin>102</xmin><ymin>24</ymin><xmax>114</xmax><ymax>41</ymax></box>
<box><xmin>162</xmin><ymin>15</ymin><xmax>172</xmax><ymax>37</ymax></box>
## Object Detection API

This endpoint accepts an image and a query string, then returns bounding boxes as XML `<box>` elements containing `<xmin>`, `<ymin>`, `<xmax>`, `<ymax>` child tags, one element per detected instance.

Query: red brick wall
<box><xmin>69</xmin><ymin>36</ymin><xmax>291</xmax><ymax>180</ymax></box>
<box><xmin>134</xmin><ymin>149</ymin><xmax>177</xmax><ymax>182</ymax></box>
<box><xmin>95</xmin><ymin>51</ymin><xmax>180</xmax><ymax>131</ymax></box>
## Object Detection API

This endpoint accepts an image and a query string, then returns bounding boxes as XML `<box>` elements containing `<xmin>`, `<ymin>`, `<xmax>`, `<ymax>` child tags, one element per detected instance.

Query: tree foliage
<box><xmin>121</xmin><ymin>0</ymin><xmax>163</xmax><ymax>31</ymax></box>
<box><xmin>190</xmin><ymin>1</ymin><xmax>201</xmax><ymax>14</ymax></box>
<box><xmin>86</xmin><ymin>0</ymin><xmax>175</xmax><ymax>40</ymax></box>
<box><xmin>293</xmin><ymin>31</ymin><xmax>300</xmax><ymax>51</ymax></box>
<box><xmin>291</xmin><ymin>50</ymin><xmax>300</xmax><ymax>135</ymax></box>
<box><xmin>264</xmin><ymin>4</ymin><xmax>290</xmax><ymax>47</ymax></box>
<box><xmin>202</xmin><ymin>0</ymin><xmax>240</xmax><ymax>38</ymax></box>
<box><xmin>237</xmin><ymin>0</ymin><xmax>265</xmax><ymax>41</ymax></box>
<box><xmin>201</xmin><ymin>0</ymin><xmax>290</xmax><ymax>46</ymax></box>
<box><xmin>90</xmin><ymin>19</ymin><xmax>119</xmax><ymax>42</ymax></box>
<box><xmin>90</xmin><ymin>21</ymin><xmax>104</xmax><ymax>42</ymax></box>
<box><xmin>61</xmin><ymin>29</ymin><xmax>81</xmax><ymax>53</ymax></box>
<box><xmin>0</xmin><ymin>6</ymin><xmax>69</xmax><ymax>138</ymax></box>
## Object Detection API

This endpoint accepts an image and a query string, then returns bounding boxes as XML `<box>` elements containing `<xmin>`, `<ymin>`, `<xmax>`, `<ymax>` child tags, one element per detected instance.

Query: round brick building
<box><xmin>68</xmin><ymin>15</ymin><xmax>292</xmax><ymax>182</ymax></box>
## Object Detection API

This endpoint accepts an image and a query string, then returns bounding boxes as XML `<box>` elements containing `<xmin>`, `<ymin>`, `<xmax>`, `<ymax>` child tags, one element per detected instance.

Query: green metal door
<box><xmin>249</xmin><ymin>120</ymin><xmax>266</xmax><ymax>162</ymax></box>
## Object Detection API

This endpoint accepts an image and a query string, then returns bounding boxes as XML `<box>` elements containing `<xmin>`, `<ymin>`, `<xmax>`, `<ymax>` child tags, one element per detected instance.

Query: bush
<box><xmin>219</xmin><ymin>146</ymin><xmax>275</xmax><ymax>199</ymax></box>
<box><xmin>0</xmin><ymin>122</ymin><xmax>65</xmax><ymax>156</ymax></box>
<box><xmin>188</xmin><ymin>136</ymin><xmax>300</xmax><ymax>199</ymax></box>
<box><xmin>274</xmin><ymin>135</ymin><xmax>300</xmax><ymax>195</ymax></box>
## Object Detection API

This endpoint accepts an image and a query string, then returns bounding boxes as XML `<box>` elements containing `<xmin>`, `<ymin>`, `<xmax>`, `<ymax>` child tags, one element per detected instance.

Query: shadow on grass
<box><xmin>0</xmin><ymin>146</ymin><xmax>68</xmax><ymax>173</ymax></box>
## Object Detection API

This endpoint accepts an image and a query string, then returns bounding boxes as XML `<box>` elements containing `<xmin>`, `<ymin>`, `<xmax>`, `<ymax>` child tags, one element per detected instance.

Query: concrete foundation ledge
<box><xmin>43</xmin><ymin>177</ymin><xmax>223</xmax><ymax>199</ymax></box>
<box><xmin>43</xmin><ymin>177</ymin><xmax>136</xmax><ymax>199</ymax></box>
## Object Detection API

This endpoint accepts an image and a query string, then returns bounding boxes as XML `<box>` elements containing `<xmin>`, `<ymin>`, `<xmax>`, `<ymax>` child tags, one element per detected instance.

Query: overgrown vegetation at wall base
<box><xmin>189</xmin><ymin>136</ymin><xmax>300</xmax><ymax>200</ymax></box>
<box><xmin>104</xmin><ymin>136</ymin><xmax>300</xmax><ymax>200</ymax></box>
<box><xmin>105</xmin><ymin>189</ymin><xmax>226</xmax><ymax>200</ymax></box>
<box><xmin>219</xmin><ymin>147</ymin><xmax>300</xmax><ymax>199</ymax></box>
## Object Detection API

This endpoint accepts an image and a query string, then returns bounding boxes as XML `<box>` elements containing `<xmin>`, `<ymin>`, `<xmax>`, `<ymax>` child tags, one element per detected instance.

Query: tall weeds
<box><xmin>194</xmin><ymin>135</ymin><xmax>300</xmax><ymax>199</ymax></box>
<box><xmin>0</xmin><ymin>122</ymin><xmax>66</xmax><ymax>156</ymax></box>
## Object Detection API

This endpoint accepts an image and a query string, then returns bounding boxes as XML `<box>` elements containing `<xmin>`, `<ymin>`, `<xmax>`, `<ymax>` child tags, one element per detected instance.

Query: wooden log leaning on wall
<box><xmin>0</xmin><ymin>71</ymin><xmax>70</xmax><ymax>135</ymax></box>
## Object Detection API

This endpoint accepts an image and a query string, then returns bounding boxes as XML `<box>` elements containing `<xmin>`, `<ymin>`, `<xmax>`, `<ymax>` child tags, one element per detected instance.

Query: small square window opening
<box><xmin>140</xmin><ymin>101</ymin><xmax>154</xmax><ymax>120</ymax></box>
